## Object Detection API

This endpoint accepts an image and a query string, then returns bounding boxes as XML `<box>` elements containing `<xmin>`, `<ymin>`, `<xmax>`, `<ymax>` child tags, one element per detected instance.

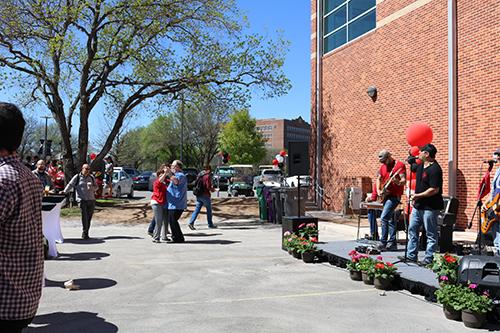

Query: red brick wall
<box><xmin>311</xmin><ymin>0</ymin><xmax>499</xmax><ymax>230</ymax></box>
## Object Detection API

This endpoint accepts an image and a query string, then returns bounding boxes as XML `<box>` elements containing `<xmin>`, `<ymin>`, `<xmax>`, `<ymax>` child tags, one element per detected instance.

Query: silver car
<box><xmin>104</xmin><ymin>168</ymin><xmax>134</xmax><ymax>198</ymax></box>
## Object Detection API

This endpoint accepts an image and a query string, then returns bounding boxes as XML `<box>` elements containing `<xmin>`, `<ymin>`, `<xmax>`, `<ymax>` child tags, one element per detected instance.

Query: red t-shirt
<box><xmin>202</xmin><ymin>172</ymin><xmax>212</xmax><ymax>197</ymax></box>
<box><xmin>378</xmin><ymin>160</ymin><xmax>406</xmax><ymax>196</ymax></box>
<box><xmin>151</xmin><ymin>179</ymin><xmax>168</xmax><ymax>206</ymax></box>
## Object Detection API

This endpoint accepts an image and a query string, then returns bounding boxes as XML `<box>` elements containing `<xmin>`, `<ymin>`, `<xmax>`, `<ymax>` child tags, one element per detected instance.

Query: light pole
<box><xmin>180</xmin><ymin>93</ymin><xmax>184</xmax><ymax>162</ymax></box>
<box><xmin>41</xmin><ymin>116</ymin><xmax>51</xmax><ymax>159</ymax></box>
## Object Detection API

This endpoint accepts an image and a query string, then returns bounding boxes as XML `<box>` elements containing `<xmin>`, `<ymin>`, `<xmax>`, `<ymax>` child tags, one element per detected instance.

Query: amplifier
<box><xmin>459</xmin><ymin>255</ymin><xmax>500</xmax><ymax>297</ymax></box>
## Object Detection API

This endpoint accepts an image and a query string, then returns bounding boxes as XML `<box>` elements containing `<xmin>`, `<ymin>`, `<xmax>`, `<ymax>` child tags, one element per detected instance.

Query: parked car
<box><xmin>285</xmin><ymin>175</ymin><xmax>311</xmax><ymax>187</ymax></box>
<box><xmin>213</xmin><ymin>166</ymin><xmax>235</xmax><ymax>191</ymax></box>
<box><xmin>104</xmin><ymin>168</ymin><xmax>134</xmax><ymax>198</ymax></box>
<box><xmin>253</xmin><ymin>168</ymin><xmax>283</xmax><ymax>189</ymax></box>
<box><xmin>120</xmin><ymin>167</ymin><xmax>140</xmax><ymax>178</ymax></box>
<box><xmin>183</xmin><ymin>168</ymin><xmax>199</xmax><ymax>190</ymax></box>
<box><xmin>133</xmin><ymin>171</ymin><xmax>154</xmax><ymax>190</ymax></box>
<box><xmin>148</xmin><ymin>172</ymin><xmax>157</xmax><ymax>191</ymax></box>
<box><xmin>228</xmin><ymin>165</ymin><xmax>255</xmax><ymax>197</ymax></box>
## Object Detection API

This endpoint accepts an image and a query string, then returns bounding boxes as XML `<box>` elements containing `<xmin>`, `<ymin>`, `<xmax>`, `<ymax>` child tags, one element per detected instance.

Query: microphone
<box><xmin>406</xmin><ymin>156</ymin><xmax>417</xmax><ymax>164</ymax></box>
<box><xmin>483</xmin><ymin>159</ymin><xmax>497</xmax><ymax>164</ymax></box>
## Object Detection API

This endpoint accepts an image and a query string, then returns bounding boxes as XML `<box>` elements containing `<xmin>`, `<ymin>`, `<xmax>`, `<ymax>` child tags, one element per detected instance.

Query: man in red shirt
<box><xmin>376</xmin><ymin>149</ymin><xmax>406</xmax><ymax>251</ymax></box>
<box><xmin>188</xmin><ymin>165</ymin><xmax>216</xmax><ymax>229</ymax></box>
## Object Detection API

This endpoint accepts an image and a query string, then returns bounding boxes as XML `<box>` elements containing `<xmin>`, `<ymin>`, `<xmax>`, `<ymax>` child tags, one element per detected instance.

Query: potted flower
<box><xmin>459</xmin><ymin>283</ymin><xmax>493</xmax><ymax>328</ymax></box>
<box><xmin>373</xmin><ymin>260</ymin><xmax>397</xmax><ymax>290</ymax></box>
<box><xmin>290</xmin><ymin>236</ymin><xmax>306</xmax><ymax>259</ymax></box>
<box><xmin>358</xmin><ymin>256</ymin><xmax>376</xmax><ymax>285</ymax></box>
<box><xmin>297</xmin><ymin>237</ymin><xmax>318</xmax><ymax>263</ymax></box>
<box><xmin>283</xmin><ymin>231</ymin><xmax>294</xmax><ymax>254</ymax></box>
<box><xmin>346</xmin><ymin>250</ymin><xmax>367</xmax><ymax>281</ymax></box>
<box><xmin>298</xmin><ymin>222</ymin><xmax>318</xmax><ymax>239</ymax></box>
<box><xmin>429</xmin><ymin>253</ymin><xmax>459</xmax><ymax>284</ymax></box>
<box><xmin>435</xmin><ymin>284</ymin><xmax>465</xmax><ymax>321</ymax></box>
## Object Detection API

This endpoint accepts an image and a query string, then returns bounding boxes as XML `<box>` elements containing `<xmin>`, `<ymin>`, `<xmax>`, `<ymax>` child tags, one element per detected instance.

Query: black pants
<box><xmin>0</xmin><ymin>317</ymin><xmax>33</xmax><ymax>333</ymax></box>
<box><xmin>80</xmin><ymin>200</ymin><xmax>96</xmax><ymax>234</ymax></box>
<box><xmin>168</xmin><ymin>209</ymin><xmax>185</xmax><ymax>243</ymax></box>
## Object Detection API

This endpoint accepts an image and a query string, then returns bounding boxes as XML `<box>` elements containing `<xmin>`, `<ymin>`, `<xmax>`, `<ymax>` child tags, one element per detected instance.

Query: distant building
<box><xmin>255</xmin><ymin>117</ymin><xmax>311</xmax><ymax>150</ymax></box>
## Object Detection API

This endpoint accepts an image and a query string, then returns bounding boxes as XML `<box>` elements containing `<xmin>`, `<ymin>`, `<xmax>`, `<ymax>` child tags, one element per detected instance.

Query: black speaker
<box><xmin>287</xmin><ymin>141</ymin><xmax>309</xmax><ymax>177</ymax></box>
<box><xmin>459</xmin><ymin>255</ymin><xmax>500</xmax><ymax>297</ymax></box>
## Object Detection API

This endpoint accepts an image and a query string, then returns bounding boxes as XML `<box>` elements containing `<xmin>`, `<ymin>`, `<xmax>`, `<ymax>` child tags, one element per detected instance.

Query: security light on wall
<box><xmin>367</xmin><ymin>86</ymin><xmax>377</xmax><ymax>98</ymax></box>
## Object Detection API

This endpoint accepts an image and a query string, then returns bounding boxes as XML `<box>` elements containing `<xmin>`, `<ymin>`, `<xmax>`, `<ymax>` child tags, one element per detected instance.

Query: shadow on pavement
<box><xmin>44</xmin><ymin>278</ymin><xmax>117</xmax><ymax>290</ymax></box>
<box><xmin>63</xmin><ymin>236</ymin><xmax>142</xmax><ymax>245</ymax></box>
<box><xmin>27</xmin><ymin>311</ymin><xmax>118</xmax><ymax>332</ymax></box>
<box><xmin>55</xmin><ymin>252</ymin><xmax>110</xmax><ymax>261</ymax></box>
<box><xmin>184</xmin><ymin>232</ymin><xmax>222</xmax><ymax>237</ymax></box>
<box><xmin>183</xmin><ymin>239</ymin><xmax>241</xmax><ymax>245</ymax></box>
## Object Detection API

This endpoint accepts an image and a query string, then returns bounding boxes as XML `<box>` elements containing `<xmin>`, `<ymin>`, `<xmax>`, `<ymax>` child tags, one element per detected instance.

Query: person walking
<box><xmin>407</xmin><ymin>144</ymin><xmax>444</xmax><ymax>265</ymax></box>
<box><xmin>0</xmin><ymin>103</ymin><xmax>44</xmax><ymax>333</ymax></box>
<box><xmin>63</xmin><ymin>164</ymin><xmax>97</xmax><ymax>239</ymax></box>
<box><xmin>104</xmin><ymin>156</ymin><xmax>114</xmax><ymax>198</ymax></box>
<box><xmin>188</xmin><ymin>165</ymin><xmax>217</xmax><ymax>229</ymax></box>
<box><xmin>151</xmin><ymin>164</ymin><xmax>171</xmax><ymax>243</ymax></box>
<box><xmin>166</xmin><ymin>160</ymin><xmax>186</xmax><ymax>243</ymax></box>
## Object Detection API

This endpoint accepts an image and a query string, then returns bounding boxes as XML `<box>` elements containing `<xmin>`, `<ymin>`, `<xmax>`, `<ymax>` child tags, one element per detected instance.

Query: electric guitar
<box><xmin>378</xmin><ymin>167</ymin><xmax>403</xmax><ymax>202</ymax></box>
<box><xmin>481</xmin><ymin>193</ymin><xmax>500</xmax><ymax>234</ymax></box>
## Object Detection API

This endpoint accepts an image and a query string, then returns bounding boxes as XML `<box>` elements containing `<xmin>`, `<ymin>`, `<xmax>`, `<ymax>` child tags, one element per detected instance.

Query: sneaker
<box><xmin>152</xmin><ymin>239</ymin><xmax>161</xmax><ymax>243</ymax></box>
<box><xmin>147</xmin><ymin>232</ymin><xmax>153</xmax><ymax>237</ymax></box>
<box><xmin>82</xmin><ymin>232</ymin><xmax>89</xmax><ymax>240</ymax></box>
<box><xmin>386</xmin><ymin>244</ymin><xmax>398</xmax><ymax>251</ymax></box>
<box><xmin>418</xmin><ymin>260</ymin><xmax>432</xmax><ymax>267</ymax></box>
<box><xmin>208</xmin><ymin>225</ymin><xmax>218</xmax><ymax>229</ymax></box>
<box><xmin>161</xmin><ymin>237</ymin><xmax>171</xmax><ymax>242</ymax></box>
<box><xmin>397</xmin><ymin>256</ymin><xmax>417</xmax><ymax>263</ymax></box>
<box><xmin>377</xmin><ymin>244</ymin><xmax>386</xmax><ymax>251</ymax></box>
<box><xmin>188</xmin><ymin>224</ymin><xmax>196</xmax><ymax>230</ymax></box>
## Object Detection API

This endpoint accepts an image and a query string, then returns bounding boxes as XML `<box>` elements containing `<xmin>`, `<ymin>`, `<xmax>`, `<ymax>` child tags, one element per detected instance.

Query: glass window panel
<box><xmin>348</xmin><ymin>0</ymin><xmax>376</xmax><ymax>20</ymax></box>
<box><xmin>324</xmin><ymin>5</ymin><xmax>346</xmax><ymax>34</ymax></box>
<box><xmin>324</xmin><ymin>0</ymin><xmax>345</xmax><ymax>14</ymax></box>
<box><xmin>324</xmin><ymin>27</ymin><xmax>347</xmax><ymax>53</ymax></box>
<box><xmin>348</xmin><ymin>9</ymin><xmax>376</xmax><ymax>40</ymax></box>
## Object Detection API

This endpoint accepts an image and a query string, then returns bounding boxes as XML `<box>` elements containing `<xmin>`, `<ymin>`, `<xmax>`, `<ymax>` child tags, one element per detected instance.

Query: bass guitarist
<box><xmin>376</xmin><ymin>149</ymin><xmax>406</xmax><ymax>251</ymax></box>
<box><xmin>489</xmin><ymin>148</ymin><xmax>500</xmax><ymax>255</ymax></box>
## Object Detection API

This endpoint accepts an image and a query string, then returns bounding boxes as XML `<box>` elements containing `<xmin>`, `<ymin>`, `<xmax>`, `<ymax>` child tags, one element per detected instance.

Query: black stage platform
<box><xmin>317</xmin><ymin>240</ymin><xmax>439</xmax><ymax>300</ymax></box>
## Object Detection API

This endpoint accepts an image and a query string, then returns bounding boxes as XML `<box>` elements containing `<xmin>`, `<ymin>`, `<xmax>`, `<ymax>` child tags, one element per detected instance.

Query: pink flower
<box><xmin>310</xmin><ymin>237</ymin><xmax>318</xmax><ymax>243</ymax></box>
<box><xmin>377</xmin><ymin>256</ymin><xmax>383</xmax><ymax>261</ymax></box>
<box><xmin>306</xmin><ymin>223</ymin><xmax>316</xmax><ymax>228</ymax></box>
<box><xmin>283</xmin><ymin>231</ymin><xmax>291</xmax><ymax>237</ymax></box>
<box><xmin>483</xmin><ymin>290</ymin><xmax>490</xmax><ymax>297</ymax></box>
<box><xmin>348</xmin><ymin>250</ymin><xmax>357</xmax><ymax>256</ymax></box>
<box><xmin>468</xmin><ymin>283</ymin><xmax>478</xmax><ymax>289</ymax></box>
<box><xmin>439</xmin><ymin>276</ymin><xmax>449</xmax><ymax>281</ymax></box>
<box><xmin>298</xmin><ymin>223</ymin><xmax>306</xmax><ymax>229</ymax></box>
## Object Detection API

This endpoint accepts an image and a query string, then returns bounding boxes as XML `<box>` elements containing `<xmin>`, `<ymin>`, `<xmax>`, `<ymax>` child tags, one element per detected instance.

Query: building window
<box><xmin>323</xmin><ymin>0</ymin><xmax>376</xmax><ymax>54</ymax></box>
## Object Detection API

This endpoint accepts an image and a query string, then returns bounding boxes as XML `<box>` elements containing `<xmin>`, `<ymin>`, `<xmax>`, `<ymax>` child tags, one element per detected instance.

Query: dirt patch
<box><xmin>83</xmin><ymin>197</ymin><xmax>260</xmax><ymax>225</ymax></box>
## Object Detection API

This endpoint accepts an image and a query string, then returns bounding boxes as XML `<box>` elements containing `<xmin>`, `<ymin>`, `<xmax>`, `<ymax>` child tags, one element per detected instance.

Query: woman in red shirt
<box><xmin>151</xmin><ymin>164</ymin><xmax>171</xmax><ymax>243</ymax></box>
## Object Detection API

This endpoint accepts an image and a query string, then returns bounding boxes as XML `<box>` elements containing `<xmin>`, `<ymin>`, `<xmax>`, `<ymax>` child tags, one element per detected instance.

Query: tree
<box><xmin>0</xmin><ymin>0</ymin><xmax>290</xmax><ymax>179</ymax></box>
<box><xmin>114</xmin><ymin>127</ymin><xmax>144</xmax><ymax>169</ymax></box>
<box><xmin>219</xmin><ymin>109</ymin><xmax>265</xmax><ymax>164</ymax></box>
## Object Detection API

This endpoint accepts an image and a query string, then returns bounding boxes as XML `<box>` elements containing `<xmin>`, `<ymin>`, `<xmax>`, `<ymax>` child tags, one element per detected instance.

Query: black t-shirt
<box><xmin>414</xmin><ymin>161</ymin><xmax>444</xmax><ymax>210</ymax></box>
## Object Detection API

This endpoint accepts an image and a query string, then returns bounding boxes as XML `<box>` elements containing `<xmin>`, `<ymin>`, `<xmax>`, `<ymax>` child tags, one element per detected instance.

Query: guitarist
<box><xmin>489</xmin><ymin>148</ymin><xmax>500</xmax><ymax>254</ymax></box>
<box><xmin>407</xmin><ymin>144</ymin><xmax>444</xmax><ymax>265</ymax></box>
<box><xmin>376</xmin><ymin>149</ymin><xmax>406</xmax><ymax>251</ymax></box>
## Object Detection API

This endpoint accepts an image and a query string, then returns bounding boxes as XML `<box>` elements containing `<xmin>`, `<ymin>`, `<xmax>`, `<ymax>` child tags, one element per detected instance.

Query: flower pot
<box><xmin>288</xmin><ymin>249</ymin><xmax>293</xmax><ymax>255</ymax></box>
<box><xmin>361</xmin><ymin>271</ymin><xmax>374</xmax><ymax>285</ymax></box>
<box><xmin>349</xmin><ymin>270</ymin><xmax>362</xmax><ymax>281</ymax></box>
<box><xmin>443</xmin><ymin>306</ymin><xmax>461</xmax><ymax>321</ymax></box>
<box><xmin>374</xmin><ymin>277</ymin><xmax>392</xmax><ymax>290</ymax></box>
<box><xmin>461</xmin><ymin>310</ymin><xmax>486</xmax><ymax>328</ymax></box>
<box><xmin>302</xmin><ymin>251</ymin><xmax>315</xmax><ymax>263</ymax></box>
<box><xmin>292</xmin><ymin>250</ymin><xmax>302</xmax><ymax>259</ymax></box>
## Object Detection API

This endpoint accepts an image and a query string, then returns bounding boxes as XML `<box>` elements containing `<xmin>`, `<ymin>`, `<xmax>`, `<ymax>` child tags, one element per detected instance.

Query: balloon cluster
<box><xmin>89</xmin><ymin>153</ymin><xmax>96</xmax><ymax>161</ymax></box>
<box><xmin>220</xmin><ymin>151</ymin><xmax>230</xmax><ymax>164</ymax></box>
<box><xmin>404</xmin><ymin>122</ymin><xmax>433</xmax><ymax>214</ymax></box>
<box><xmin>272</xmin><ymin>150</ymin><xmax>287</xmax><ymax>169</ymax></box>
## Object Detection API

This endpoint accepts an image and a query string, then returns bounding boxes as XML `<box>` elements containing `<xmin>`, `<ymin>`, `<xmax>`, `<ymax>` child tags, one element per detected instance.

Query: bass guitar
<box><xmin>481</xmin><ymin>193</ymin><xmax>500</xmax><ymax>234</ymax></box>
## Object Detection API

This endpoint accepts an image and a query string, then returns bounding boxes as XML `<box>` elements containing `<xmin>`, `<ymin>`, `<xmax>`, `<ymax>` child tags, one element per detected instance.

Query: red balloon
<box><xmin>89</xmin><ymin>153</ymin><xmax>96</xmax><ymax>160</ymax></box>
<box><xmin>279</xmin><ymin>150</ymin><xmax>287</xmax><ymax>157</ymax></box>
<box><xmin>409</xmin><ymin>146</ymin><xmax>420</xmax><ymax>157</ymax></box>
<box><xmin>406</xmin><ymin>122</ymin><xmax>433</xmax><ymax>147</ymax></box>
<box><xmin>272</xmin><ymin>158</ymin><xmax>279</xmax><ymax>165</ymax></box>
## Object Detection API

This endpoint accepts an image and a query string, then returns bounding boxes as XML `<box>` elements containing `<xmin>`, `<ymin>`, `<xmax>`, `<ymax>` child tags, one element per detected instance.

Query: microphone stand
<box><xmin>393</xmin><ymin>158</ymin><xmax>414</xmax><ymax>264</ymax></box>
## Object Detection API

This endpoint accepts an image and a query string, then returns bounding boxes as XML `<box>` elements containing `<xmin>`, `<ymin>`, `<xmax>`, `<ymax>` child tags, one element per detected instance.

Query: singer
<box><xmin>489</xmin><ymin>148</ymin><xmax>500</xmax><ymax>255</ymax></box>
<box><xmin>406</xmin><ymin>144</ymin><xmax>444</xmax><ymax>265</ymax></box>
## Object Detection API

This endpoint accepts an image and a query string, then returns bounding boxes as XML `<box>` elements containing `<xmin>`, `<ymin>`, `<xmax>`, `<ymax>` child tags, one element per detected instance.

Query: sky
<box><xmin>0</xmin><ymin>1</ymin><xmax>312</xmax><ymax>142</ymax></box>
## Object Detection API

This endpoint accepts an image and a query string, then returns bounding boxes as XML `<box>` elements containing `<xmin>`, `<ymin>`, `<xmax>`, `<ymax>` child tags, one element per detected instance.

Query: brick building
<box><xmin>256</xmin><ymin>117</ymin><xmax>311</xmax><ymax>151</ymax></box>
<box><xmin>310</xmin><ymin>0</ymin><xmax>499</xmax><ymax>230</ymax></box>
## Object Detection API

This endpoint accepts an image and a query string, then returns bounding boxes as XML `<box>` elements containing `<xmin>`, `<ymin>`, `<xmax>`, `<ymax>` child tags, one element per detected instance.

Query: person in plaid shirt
<box><xmin>0</xmin><ymin>103</ymin><xmax>44</xmax><ymax>332</ymax></box>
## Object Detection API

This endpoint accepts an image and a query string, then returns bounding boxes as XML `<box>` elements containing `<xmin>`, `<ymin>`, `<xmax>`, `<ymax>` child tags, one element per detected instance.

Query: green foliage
<box><xmin>295</xmin><ymin>238</ymin><xmax>317</xmax><ymax>254</ymax></box>
<box><xmin>357</xmin><ymin>257</ymin><xmax>375</xmax><ymax>277</ymax></box>
<box><xmin>297</xmin><ymin>222</ymin><xmax>318</xmax><ymax>239</ymax></box>
<box><xmin>219</xmin><ymin>109</ymin><xmax>266</xmax><ymax>164</ymax></box>
<box><xmin>373</xmin><ymin>261</ymin><xmax>397</xmax><ymax>280</ymax></box>
<box><xmin>436</xmin><ymin>284</ymin><xmax>493</xmax><ymax>314</ymax></box>
<box><xmin>429</xmin><ymin>253</ymin><xmax>459</xmax><ymax>284</ymax></box>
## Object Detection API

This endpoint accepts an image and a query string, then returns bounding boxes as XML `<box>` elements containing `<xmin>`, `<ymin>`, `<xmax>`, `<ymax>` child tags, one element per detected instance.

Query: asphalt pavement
<box><xmin>28</xmin><ymin>213</ymin><xmax>475</xmax><ymax>333</ymax></box>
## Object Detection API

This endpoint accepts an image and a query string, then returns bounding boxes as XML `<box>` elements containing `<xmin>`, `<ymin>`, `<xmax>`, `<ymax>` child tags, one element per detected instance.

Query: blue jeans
<box><xmin>407</xmin><ymin>208</ymin><xmax>439</xmax><ymax>263</ymax></box>
<box><xmin>380</xmin><ymin>197</ymin><xmax>400</xmax><ymax>246</ymax></box>
<box><xmin>368</xmin><ymin>209</ymin><xmax>381</xmax><ymax>239</ymax></box>
<box><xmin>189</xmin><ymin>195</ymin><xmax>213</xmax><ymax>227</ymax></box>
<box><xmin>492</xmin><ymin>221</ymin><xmax>500</xmax><ymax>255</ymax></box>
